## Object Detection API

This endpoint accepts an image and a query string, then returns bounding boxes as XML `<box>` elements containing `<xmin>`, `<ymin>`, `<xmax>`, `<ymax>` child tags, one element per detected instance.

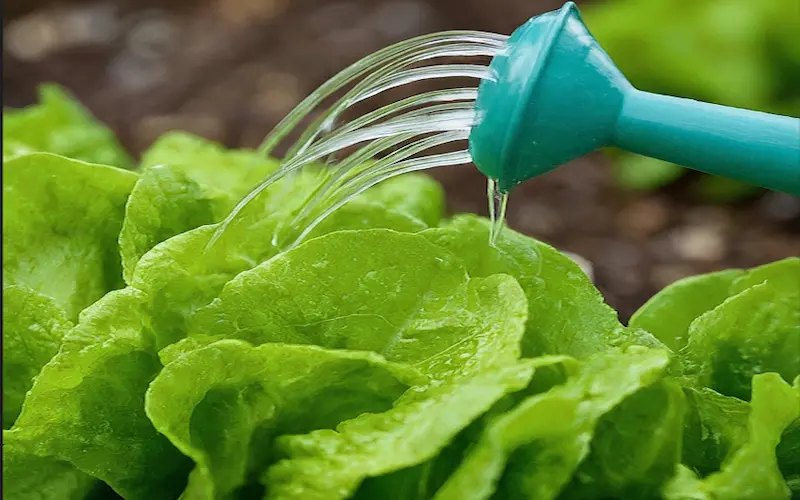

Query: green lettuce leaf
<box><xmin>191</xmin><ymin>230</ymin><xmax>479</xmax><ymax>357</ymax></box>
<box><xmin>680</xmin><ymin>380</ymin><xmax>800</xmax><ymax>493</ymax></box>
<box><xmin>682</xmin><ymin>281</ymin><xmax>800</xmax><ymax>400</ymax></box>
<box><xmin>2</xmin><ymin>153</ymin><xmax>137</xmax><ymax>319</ymax></box>
<box><xmin>2</xmin><ymin>433</ymin><xmax>99</xmax><ymax>500</ymax></box>
<box><xmin>681</xmin><ymin>388</ymin><xmax>750</xmax><ymax>475</ymax></box>
<box><xmin>2</xmin><ymin>84</ymin><xmax>130</xmax><ymax>167</ymax></box>
<box><xmin>664</xmin><ymin>374</ymin><xmax>799</xmax><ymax>500</ymax></box>
<box><xmin>2</xmin><ymin>286</ymin><xmax>73</xmax><ymax>429</ymax></box>
<box><xmin>138</xmin><ymin>132</ymin><xmax>279</xmax><ymax>198</ymax></box>
<box><xmin>422</xmin><ymin>215</ymin><xmax>660</xmax><ymax>358</ymax></box>
<box><xmin>433</xmin><ymin>347</ymin><xmax>671</xmax><ymax>500</ymax></box>
<box><xmin>119</xmin><ymin>165</ymin><xmax>225</xmax><ymax>283</ymax></box>
<box><xmin>119</xmin><ymin>133</ymin><xmax>279</xmax><ymax>281</ymax></box>
<box><xmin>629</xmin><ymin>269</ymin><xmax>744</xmax><ymax>352</ymax></box>
<box><xmin>562</xmin><ymin>379</ymin><xmax>685</xmax><ymax>499</ymax></box>
<box><xmin>349</xmin><ymin>416</ymin><xmax>493</xmax><ymax>500</ymax></box>
<box><xmin>7</xmin><ymin>288</ymin><xmax>192</xmax><ymax>500</ymax></box>
<box><xmin>630</xmin><ymin>259</ymin><xmax>800</xmax><ymax>357</ymax></box>
<box><xmin>728</xmin><ymin>257</ymin><xmax>800</xmax><ymax>297</ymax></box>
<box><xmin>145</xmin><ymin>339</ymin><xmax>422</xmax><ymax>499</ymax></box>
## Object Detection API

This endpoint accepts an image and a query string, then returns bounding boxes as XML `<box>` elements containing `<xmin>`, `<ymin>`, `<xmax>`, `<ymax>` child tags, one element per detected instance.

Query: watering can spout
<box><xmin>470</xmin><ymin>1</ymin><xmax>800</xmax><ymax>195</ymax></box>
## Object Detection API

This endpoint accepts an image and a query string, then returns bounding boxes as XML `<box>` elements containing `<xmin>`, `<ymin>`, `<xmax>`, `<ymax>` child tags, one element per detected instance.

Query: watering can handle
<box><xmin>612</xmin><ymin>89</ymin><xmax>800</xmax><ymax>196</ymax></box>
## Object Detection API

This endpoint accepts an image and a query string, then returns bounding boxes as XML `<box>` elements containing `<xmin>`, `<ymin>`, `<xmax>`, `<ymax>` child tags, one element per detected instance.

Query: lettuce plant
<box><xmin>3</xmin><ymin>86</ymin><xmax>799</xmax><ymax>500</ymax></box>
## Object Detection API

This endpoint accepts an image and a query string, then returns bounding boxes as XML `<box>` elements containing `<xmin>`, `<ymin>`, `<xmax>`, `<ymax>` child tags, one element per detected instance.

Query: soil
<box><xmin>4</xmin><ymin>0</ymin><xmax>798</xmax><ymax>321</ymax></box>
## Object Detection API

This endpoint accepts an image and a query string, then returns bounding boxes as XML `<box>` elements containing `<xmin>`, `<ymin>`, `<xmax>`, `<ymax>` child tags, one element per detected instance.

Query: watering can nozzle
<box><xmin>470</xmin><ymin>1</ymin><xmax>800</xmax><ymax>195</ymax></box>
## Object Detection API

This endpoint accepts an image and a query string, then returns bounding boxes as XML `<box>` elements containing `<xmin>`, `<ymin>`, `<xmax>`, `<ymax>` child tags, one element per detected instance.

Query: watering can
<box><xmin>470</xmin><ymin>2</ymin><xmax>800</xmax><ymax>195</ymax></box>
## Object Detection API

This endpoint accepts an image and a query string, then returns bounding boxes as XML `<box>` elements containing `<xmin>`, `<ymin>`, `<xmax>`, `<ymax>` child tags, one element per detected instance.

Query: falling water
<box><xmin>207</xmin><ymin>30</ymin><xmax>509</xmax><ymax>251</ymax></box>
<box><xmin>487</xmin><ymin>178</ymin><xmax>509</xmax><ymax>246</ymax></box>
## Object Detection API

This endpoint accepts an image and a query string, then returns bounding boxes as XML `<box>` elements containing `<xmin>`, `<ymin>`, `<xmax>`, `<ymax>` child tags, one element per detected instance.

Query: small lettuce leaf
<box><xmin>2</xmin><ymin>84</ymin><xmax>130</xmax><ymax>167</ymax></box>
<box><xmin>2</xmin><ymin>285</ymin><xmax>73</xmax><ymax>428</ymax></box>
<box><xmin>349</xmin><ymin>409</ymin><xmax>499</xmax><ymax>500</ymax></box>
<box><xmin>681</xmin><ymin>388</ymin><xmax>751</xmax><ymax>475</ymax></box>
<box><xmin>2</xmin><ymin>433</ymin><xmax>98</xmax><ymax>500</ymax></box>
<box><xmin>682</xmin><ymin>282</ymin><xmax>800</xmax><ymax>401</ymax></box>
<box><xmin>433</xmin><ymin>347</ymin><xmax>671</xmax><ymax>500</ymax></box>
<box><xmin>119</xmin><ymin>133</ymin><xmax>279</xmax><ymax>280</ymax></box>
<box><xmin>664</xmin><ymin>374</ymin><xmax>799</xmax><ymax>500</ymax></box>
<box><xmin>629</xmin><ymin>269</ymin><xmax>744</xmax><ymax>352</ymax></box>
<box><xmin>3</xmin><ymin>153</ymin><xmax>137</xmax><ymax>319</ymax></box>
<box><xmin>145</xmin><ymin>339</ymin><xmax>422</xmax><ymax>499</ymax></box>
<box><xmin>130</xmin><ymin>224</ymin><xmax>259</xmax><ymax>349</ymax></box>
<box><xmin>138</xmin><ymin>132</ymin><xmax>280</xmax><ymax>199</ymax></box>
<box><xmin>562</xmin><ymin>379</ymin><xmax>685</xmax><ymax>499</ymax></box>
<box><xmin>728</xmin><ymin>257</ymin><xmax>800</xmax><ymax>298</ymax></box>
<box><xmin>680</xmin><ymin>380</ymin><xmax>800</xmax><ymax>493</ymax></box>
<box><xmin>7</xmin><ymin>288</ymin><xmax>192</xmax><ymax>500</ymax></box>
<box><xmin>422</xmin><ymin>215</ymin><xmax>659</xmax><ymax>358</ymax></box>
<box><xmin>630</xmin><ymin>258</ymin><xmax>800</xmax><ymax>357</ymax></box>
<box><xmin>119</xmin><ymin>165</ymin><xmax>224</xmax><ymax>283</ymax></box>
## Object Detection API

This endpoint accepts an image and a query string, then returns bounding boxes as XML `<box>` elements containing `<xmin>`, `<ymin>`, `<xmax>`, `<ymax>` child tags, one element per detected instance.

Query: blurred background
<box><xmin>4</xmin><ymin>0</ymin><xmax>799</xmax><ymax>320</ymax></box>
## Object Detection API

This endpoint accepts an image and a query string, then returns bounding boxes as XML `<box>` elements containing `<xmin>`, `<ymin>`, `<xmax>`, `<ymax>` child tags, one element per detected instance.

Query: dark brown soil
<box><xmin>4</xmin><ymin>0</ymin><xmax>798</xmax><ymax>320</ymax></box>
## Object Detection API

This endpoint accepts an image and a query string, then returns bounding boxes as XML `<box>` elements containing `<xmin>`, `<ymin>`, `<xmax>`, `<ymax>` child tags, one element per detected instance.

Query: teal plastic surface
<box><xmin>469</xmin><ymin>2</ymin><xmax>800</xmax><ymax>195</ymax></box>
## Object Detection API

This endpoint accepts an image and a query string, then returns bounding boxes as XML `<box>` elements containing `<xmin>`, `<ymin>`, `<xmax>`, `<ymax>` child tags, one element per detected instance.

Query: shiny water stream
<box><xmin>208</xmin><ymin>30</ymin><xmax>510</xmax><ymax>251</ymax></box>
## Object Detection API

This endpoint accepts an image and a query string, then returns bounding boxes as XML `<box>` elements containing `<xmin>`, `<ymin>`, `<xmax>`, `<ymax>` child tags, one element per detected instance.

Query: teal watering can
<box><xmin>470</xmin><ymin>2</ymin><xmax>800</xmax><ymax>195</ymax></box>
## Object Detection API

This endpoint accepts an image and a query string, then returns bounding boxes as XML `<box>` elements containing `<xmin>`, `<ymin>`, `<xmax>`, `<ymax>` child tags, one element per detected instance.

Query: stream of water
<box><xmin>487</xmin><ymin>178</ymin><xmax>509</xmax><ymax>246</ymax></box>
<box><xmin>208</xmin><ymin>30</ymin><xmax>510</xmax><ymax>251</ymax></box>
